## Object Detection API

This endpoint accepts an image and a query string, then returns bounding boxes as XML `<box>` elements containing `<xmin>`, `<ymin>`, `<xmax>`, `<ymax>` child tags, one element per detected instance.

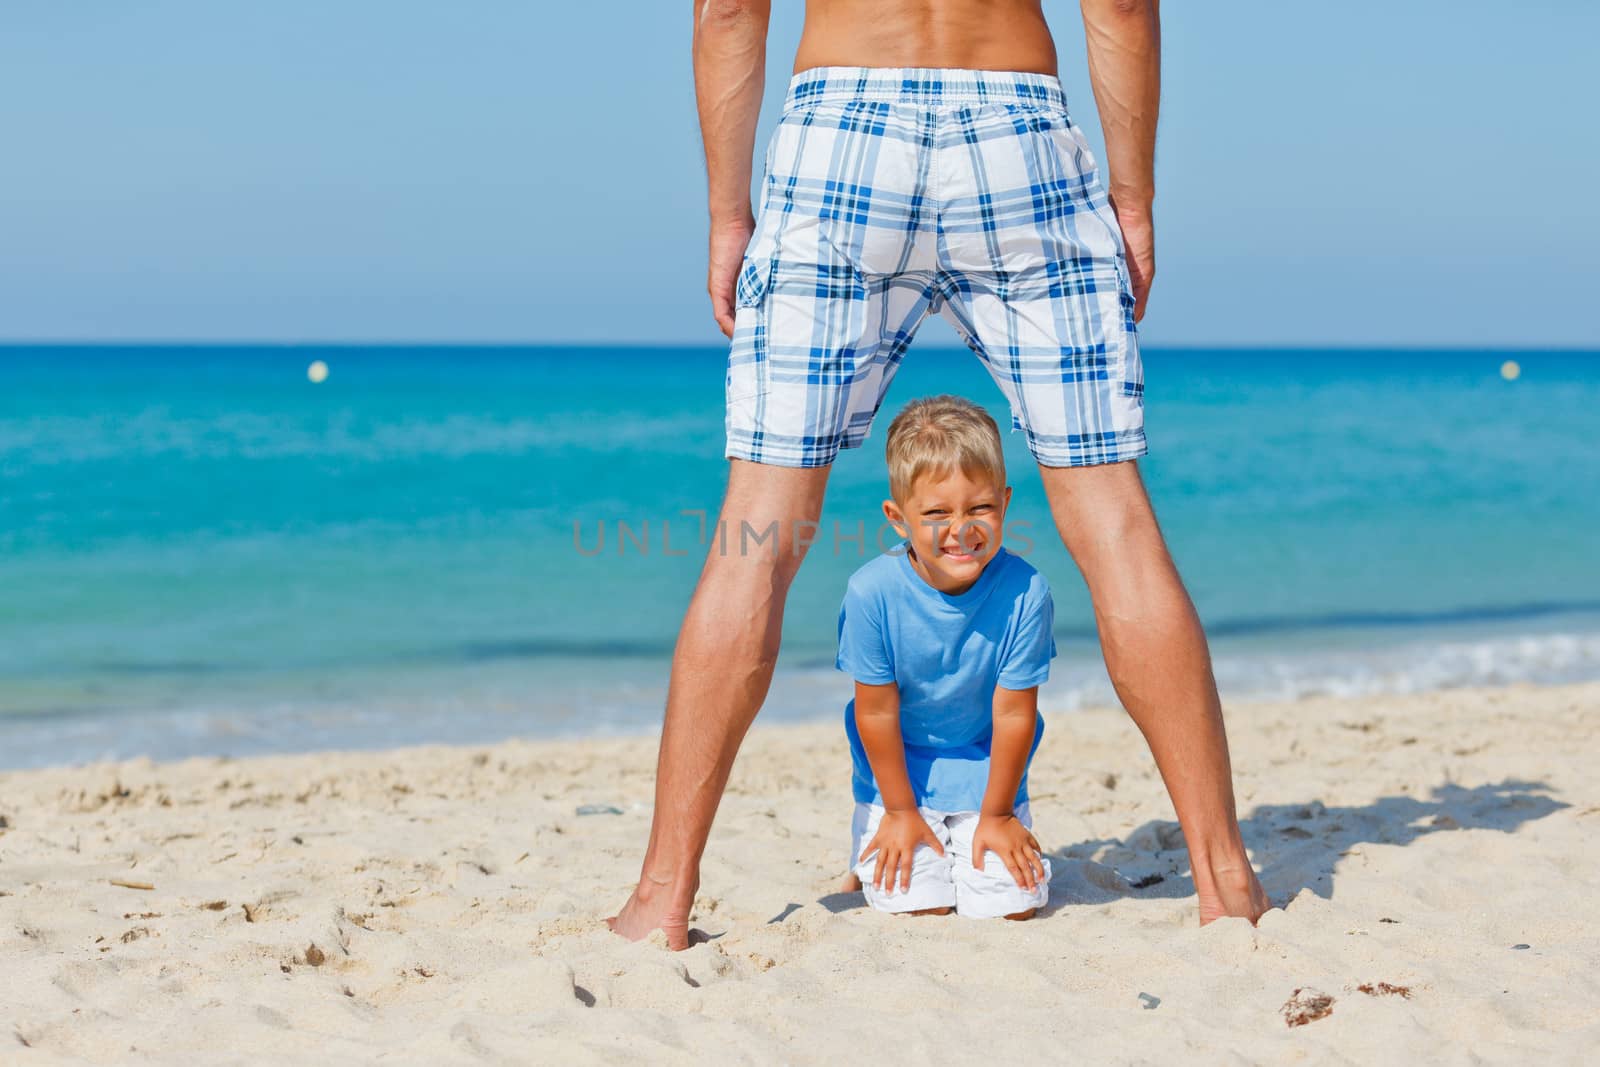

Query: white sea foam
<box><xmin>1033</xmin><ymin>628</ymin><xmax>1600</xmax><ymax>710</ymax></box>
<box><xmin>4</xmin><ymin>628</ymin><xmax>1598</xmax><ymax>770</ymax></box>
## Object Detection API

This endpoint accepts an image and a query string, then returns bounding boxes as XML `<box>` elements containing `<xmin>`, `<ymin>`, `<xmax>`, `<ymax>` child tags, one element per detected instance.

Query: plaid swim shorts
<box><xmin>725</xmin><ymin>66</ymin><xmax>1146</xmax><ymax>469</ymax></box>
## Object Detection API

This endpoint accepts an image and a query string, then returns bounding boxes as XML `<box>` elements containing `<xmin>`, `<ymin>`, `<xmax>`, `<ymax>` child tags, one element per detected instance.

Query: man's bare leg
<box><xmin>609</xmin><ymin>457</ymin><xmax>831</xmax><ymax>948</ymax></box>
<box><xmin>1038</xmin><ymin>460</ymin><xmax>1271</xmax><ymax>924</ymax></box>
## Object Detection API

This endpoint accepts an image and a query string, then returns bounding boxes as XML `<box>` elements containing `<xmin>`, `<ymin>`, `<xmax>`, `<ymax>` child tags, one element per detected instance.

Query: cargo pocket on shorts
<box><xmin>1113</xmin><ymin>253</ymin><xmax>1137</xmax><ymax>326</ymax></box>
<box><xmin>727</xmin><ymin>257</ymin><xmax>774</xmax><ymax>404</ymax></box>
<box><xmin>1111</xmin><ymin>254</ymin><xmax>1144</xmax><ymax>400</ymax></box>
<box><xmin>735</xmin><ymin>256</ymin><xmax>773</xmax><ymax>310</ymax></box>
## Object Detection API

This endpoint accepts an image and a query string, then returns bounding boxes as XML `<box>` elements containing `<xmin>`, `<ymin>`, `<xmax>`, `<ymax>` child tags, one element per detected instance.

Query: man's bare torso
<box><xmin>794</xmin><ymin>0</ymin><xmax>1058</xmax><ymax>76</ymax></box>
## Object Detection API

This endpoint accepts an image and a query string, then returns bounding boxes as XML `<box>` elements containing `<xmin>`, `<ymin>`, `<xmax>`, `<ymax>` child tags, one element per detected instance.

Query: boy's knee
<box><xmin>854</xmin><ymin>844</ymin><xmax>957</xmax><ymax>915</ymax></box>
<box><xmin>952</xmin><ymin>852</ymin><xmax>1051</xmax><ymax>919</ymax></box>
<box><xmin>860</xmin><ymin>878</ymin><xmax>957</xmax><ymax>915</ymax></box>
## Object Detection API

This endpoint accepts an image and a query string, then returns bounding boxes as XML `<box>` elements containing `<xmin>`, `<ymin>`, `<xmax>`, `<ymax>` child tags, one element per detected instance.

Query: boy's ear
<box><xmin>1003</xmin><ymin>485</ymin><xmax>1013</xmax><ymax>507</ymax></box>
<box><xmin>882</xmin><ymin>498</ymin><xmax>906</xmax><ymax>537</ymax></box>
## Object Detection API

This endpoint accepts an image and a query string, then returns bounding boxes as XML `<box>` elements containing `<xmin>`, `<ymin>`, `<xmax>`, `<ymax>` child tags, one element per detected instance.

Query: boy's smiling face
<box><xmin>884</xmin><ymin>465</ymin><xmax>1012</xmax><ymax>596</ymax></box>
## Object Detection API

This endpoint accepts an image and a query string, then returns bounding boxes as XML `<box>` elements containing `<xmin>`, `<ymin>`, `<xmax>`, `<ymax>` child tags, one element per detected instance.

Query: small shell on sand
<box><xmin>1282</xmin><ymin>987</ymin><xmax>1335</xmax><ymax>1027</ymax></box>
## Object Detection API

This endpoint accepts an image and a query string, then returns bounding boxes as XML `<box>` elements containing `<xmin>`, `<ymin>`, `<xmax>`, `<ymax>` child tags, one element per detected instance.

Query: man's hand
<box><xmin>859</xmin><ymin>809</ymin><xmax>944</xmax><ymax>893</ymax></box>
<box><xmin>1109</xmin><ymin>195</ymin><xmax>1155</xmax><ymax>323</ymax></box>
<box><xmin>709</xmin><ymin>215</ymin><xmax>755</xmax><ymax>338</ymax></box>
<box><xmin>969</xmin><ymin>813</ymin><xmax>1047</xmax><ymax>892</ymax></box>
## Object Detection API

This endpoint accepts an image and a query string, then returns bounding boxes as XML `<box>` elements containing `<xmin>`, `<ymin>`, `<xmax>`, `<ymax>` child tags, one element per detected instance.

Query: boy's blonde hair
<box><xmin>884</xmin><ymin>395</ymin><xmax>1006</xmax><ymax>504</ymax></box>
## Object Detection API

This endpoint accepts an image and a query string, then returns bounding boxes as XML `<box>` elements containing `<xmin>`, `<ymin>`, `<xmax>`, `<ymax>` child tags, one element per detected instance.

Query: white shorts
<box><xmin>849</xmin><ymin>801</ymin><xmax>1051</xmax><ymax>919</ymax></box>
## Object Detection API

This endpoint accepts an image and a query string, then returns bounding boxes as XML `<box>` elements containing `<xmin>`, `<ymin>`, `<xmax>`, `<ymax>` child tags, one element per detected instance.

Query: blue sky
<box><xmin>1</xmin><ymin>1</ymin><xmax>1594</xmax><ymax>346</ymax></box>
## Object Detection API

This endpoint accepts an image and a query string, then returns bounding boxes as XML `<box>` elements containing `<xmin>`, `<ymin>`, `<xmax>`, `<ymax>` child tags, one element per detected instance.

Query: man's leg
<box><xmin>1037</xmin><ymin>460</ymin><xmax>1271</xmax><ymax>924</ymax></box>
<box><xmin>609</xmin><ymin>457</ymin><xmax>830</xmax><ymax>948</ymax></box>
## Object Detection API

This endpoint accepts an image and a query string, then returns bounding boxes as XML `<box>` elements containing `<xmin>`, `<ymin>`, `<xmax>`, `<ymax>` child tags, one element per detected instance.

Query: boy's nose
<box><xmin>945</xmin><ymin>523</ymin><xmax>984</xmax><ymax>548</ymax></box>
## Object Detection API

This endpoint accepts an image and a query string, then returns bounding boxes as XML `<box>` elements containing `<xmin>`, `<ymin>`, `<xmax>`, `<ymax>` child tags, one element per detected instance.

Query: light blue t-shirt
<box><xmin>835</xmin><ymin>540</ymin><xmax>1057</xmax><ymax>813</ymax></box>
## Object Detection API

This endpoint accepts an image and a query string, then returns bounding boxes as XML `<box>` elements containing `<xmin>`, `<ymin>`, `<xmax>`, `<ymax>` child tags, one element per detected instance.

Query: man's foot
<box><xmin>1003</xmin><ymin>908</ymin><xmax>1036</xmax><ymax>921</ymax></box>
<box><xmin>607</xmin><ymin>878</ymin><xmax>696</xmax><ymax>951</ymax></box>
<box><xmin>1196</xmin><ymin>860</ymin><xmax>1273</xmax><ymax>926</ymax></box>
<box><xmin>903</xmin><ymin>906</ymin><xmax>953</xmax><ymax>916</ymax></box>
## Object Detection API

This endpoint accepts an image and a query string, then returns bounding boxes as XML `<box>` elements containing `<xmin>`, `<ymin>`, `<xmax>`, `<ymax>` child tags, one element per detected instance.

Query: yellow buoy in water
<box><xmin>307</xmin><ymin>360</ymin><xmax>330</xmax><ymax>384</ymax></box>
<box><xmin>1500</xmin><ymin>359</ymin><xmax>1521</xmax><ymax>381</ymax></box>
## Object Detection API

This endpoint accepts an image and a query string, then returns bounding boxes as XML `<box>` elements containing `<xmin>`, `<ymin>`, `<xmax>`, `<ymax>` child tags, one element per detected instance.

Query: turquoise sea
<box><xmin>2</xmin><ymin>345</ymin><xmax>1597</xmax><ymax>769</ymax></box>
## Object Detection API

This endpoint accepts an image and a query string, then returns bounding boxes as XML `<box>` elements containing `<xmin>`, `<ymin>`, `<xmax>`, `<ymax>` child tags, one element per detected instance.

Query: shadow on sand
<box><xmin>813</xmin><ymin>778</ymin><xmax>1566</xmax><ymax>916</ymax></box>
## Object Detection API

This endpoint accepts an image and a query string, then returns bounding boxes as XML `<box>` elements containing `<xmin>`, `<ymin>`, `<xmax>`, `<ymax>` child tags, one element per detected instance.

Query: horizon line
<box><xmin>2</xmin><ymin>340</ymin><xmax>1597</xmax><ymax>355</ymax></box>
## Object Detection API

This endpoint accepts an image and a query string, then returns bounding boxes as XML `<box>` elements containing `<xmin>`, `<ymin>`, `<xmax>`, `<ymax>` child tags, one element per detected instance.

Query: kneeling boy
<box><xmin>838</xmin><ymin>395</ymin><xmax>1057</xmax><ymax>919</ymax></box>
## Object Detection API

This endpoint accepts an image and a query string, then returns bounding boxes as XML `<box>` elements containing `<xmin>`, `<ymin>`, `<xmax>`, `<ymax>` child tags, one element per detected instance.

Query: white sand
<box><xmin>2</xmin><ymin>682</ymin><xmax>1597</xmax><ymax>1064</ymax></box>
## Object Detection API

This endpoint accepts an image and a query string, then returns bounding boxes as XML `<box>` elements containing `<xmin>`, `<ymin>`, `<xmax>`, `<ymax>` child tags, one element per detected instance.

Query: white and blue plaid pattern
<box><xmin>725</xmin><ymin>66</ymin><xmax>1146</xmax><ymax>468</ymax></box>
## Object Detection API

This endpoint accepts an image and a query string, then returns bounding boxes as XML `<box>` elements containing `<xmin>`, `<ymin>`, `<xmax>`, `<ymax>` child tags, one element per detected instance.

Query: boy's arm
<box><xmin>854</xmin><ymin>681</ymin><xmax>945</xmax><ymax>891</ymax></box>
<box><xmin>854</xmin><ymin>681</ymin><xmax>916</xmax><ymax>811</ymax></box>
<box><xmin>970</xmin><ymin>685</ymin><xmax>1048</xmax><ymax>891</ymax></box>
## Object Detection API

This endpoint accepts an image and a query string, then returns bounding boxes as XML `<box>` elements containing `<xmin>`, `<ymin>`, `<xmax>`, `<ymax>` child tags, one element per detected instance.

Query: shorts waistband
<box><xmin>782</xmin><ymin>66</ymin><xmax>1067</xmax><ymax>114</ymax></box>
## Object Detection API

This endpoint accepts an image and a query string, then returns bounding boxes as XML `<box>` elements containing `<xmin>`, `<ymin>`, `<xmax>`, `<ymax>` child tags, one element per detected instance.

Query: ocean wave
<box><xmin>4</xmin><ymin>628</ymin><xmax>1598</xmax><ymax>770</ymax></box>
<box><xmin>1037</xmin><ymin>629</ymin><xmax>1600</xmax><ymax>708</ymax></box>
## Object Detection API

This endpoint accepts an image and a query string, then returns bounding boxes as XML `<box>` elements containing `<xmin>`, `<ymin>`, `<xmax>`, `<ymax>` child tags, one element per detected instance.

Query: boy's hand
<box><xmin>970</xmin><ymin>814</ymin><xmax>1047</xmax><ymax>892</ymax></box>
<box><xmin>859</xmin><ymin>809</ymin><xmax>945</xmax><ymax>893</ymax></box>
